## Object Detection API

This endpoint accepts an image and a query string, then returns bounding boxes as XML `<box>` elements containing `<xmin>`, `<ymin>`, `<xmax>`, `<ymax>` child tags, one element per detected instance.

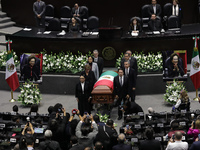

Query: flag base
<box><xmin>9</xmin><ymin>98</ymin><xmax>16</xmax><ymax>103</ymax></box>
<box><xmin>193</xmin><ymin>97</ymin><xmax>199</xmax><ymax>101</ymax></box>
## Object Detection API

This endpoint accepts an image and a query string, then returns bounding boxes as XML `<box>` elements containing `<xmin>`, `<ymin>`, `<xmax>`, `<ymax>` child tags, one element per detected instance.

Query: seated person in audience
<box><xmin>48</xmin><ymin>106</ymin><xmax>54</xmax><ymax>115</ymax></box>
<box><xmin>167</xmin><ymin>53</ymin><xmax>184</xmax><ymax>77</ymax></box>
<box><xmin>94</xmin><ymin>142</ymin><xmax>103</xmax><ymax>150</ymax></box>
<box><xmin>148</xmin><ymin>0</ymin><xmax>162</xmax><ymax>17</ymax></box>
<box><xmin>148</xmin><ymin>107</ymin><xmax>155</xmax><ymax>114</ymax></box>
<box><xmin>187</xmin><ymin>119</ymin><xmax>200</xmax><ymax>141</ymax></box>
<box><xmin>166</xmin><ymin>120</ymin><xmax>186</xmax><ymax>140</ymax></box>
<box><xmin>140</xmin><ymin>127</ymin><xmax>161</xmax><ymax>150</ymax></box>
<box><xmin>189</xmin><ymin>138</ymin><xmax>200</xmax><ymax>150</ymax></box>
<box><xmin>69</xmin><ymin>17</ymin><xmax>80</xmax><ymax>33</ymax></box>
<box><xmin>71</xmin><ymin>3</ymin><xmax>85</xmax><ymax>19</ymax></box>
<box><xmin>112</xmin><ymin>133</ymin><xmax>131</xmax><ymax>150</ymax></box>
<box><xmin>28</xmin><ymin>104</ymin><xmax>39</xmax><ymax>116</ymax></box>
<box><xmin>129</xmin><ymin>18</ymin><xmax>142</xmax><ymax>33</ymax></box>
<box><xmin>69</xmin><ymin>135</ymin><xmax>84</xmax><ymax>150</ymax></box>
<box><xmin>86</xmin><ymin>56</ymin><xmax>99</xmax><ymax>80</ymax></box>
<box><xmin>22</xmin><ymin>55</ymin><xmax>40</xmax><ymax>81</ymax></box>
<box><xmin>95</xmin><ymin>119</ymin><xmax>118</xmax><ymax>150</ymax></box>
<box><xmin>22</xmin><ymin>122</ymin><xmax>34</xmax><ymax>136</ymax></box>
<box><xmin>173</xmin><ymin>90</ymin><xmax>190</xmax><ymax>112</ymax></box>
<box><xmin>12</xmin><ymin>105</ymin><xmax>19</xmax><ymax>115</ymax></box>
<box><xmin>93</xmin><ymin>115</ymin><xmax>105</xmax><ymax>126</ymax></box>
<box><xmin>148</xmin><ymin>14</ymin><xmax>163</xmax><ymax>32</ymax></box>
<box><xmin>38</xmin><ymin>130</ymin><xmax>61</xmax><ymax>150</ymax></box>
<box><xmin>169</xmin><ymin>0</ymin><xmax>182</xmax><ymax>21</ymax></box>
<box><xmin>76</xmin><ymin>114</ymin><xmax>98</xmax><ymax>149</ymax></box>
<box><xmin>14</xmin><ymin>136</ymin><xmax>27</xmax><ymax>150</ymax></box>
<box><xmin>165</xmin><ymin>131</ymin><xmax>188</xmax><ymax>150</ymax></box>
<box><xmin>26</xmin><ymin>136</ymin><xmax>34</xmax><ymax>150</ymax></box>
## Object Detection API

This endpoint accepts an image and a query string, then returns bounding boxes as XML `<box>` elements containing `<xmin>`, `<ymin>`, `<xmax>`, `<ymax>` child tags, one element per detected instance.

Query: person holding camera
<box><xmin>165</xmin><ymin>131</ymin><xmax>188</xmax><ymax>150</ymax></box>
<box><xmin>187</xmin><ymin>119</ymin><xmax>200</xmax><ymax>141</ymax></box>
<box><xmin>22</xmin><ymin>121</ymin><xmax>34</xmax><ymax>136</ymax></box>
<box><xmin>76</xmin><ymin>114</ymin><xmax>98</xmax><ymax>149</ymax></box>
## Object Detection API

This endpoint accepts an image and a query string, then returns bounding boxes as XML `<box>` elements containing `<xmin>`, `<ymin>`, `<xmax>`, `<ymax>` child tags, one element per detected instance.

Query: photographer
<box><xmin>48</xmin><ymin>107</ymin><xmax>68</xmax><ymax>150</ymax></box>
<box><xmin>22</xmin><ymin>121</ymin><xmax>34</xmax><ymax>136</ymax></box>
<box><xmin>187</xmin><ymin>119</ymin><xmax>200</xmax><ymax>141</ymax></box>
<box><xmin>76</xmin><ymin>114</ymin><xmax>98</xmax><ymax>149</ymax></box>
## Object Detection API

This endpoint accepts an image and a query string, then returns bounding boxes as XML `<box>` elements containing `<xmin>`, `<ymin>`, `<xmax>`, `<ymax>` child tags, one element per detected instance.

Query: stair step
<box><xmin>0</xmin><ymin>45</ymin><xmax>6</xmax><ymax>51</ymax></box>
<box><xmin>0</xmin><ymin>17</ymin><xmax>11</xmax><ymax>23</ymax></box>
<box><xmin>0</xmin><ymin>11</ymin><xmax>6</xmax><ymax>18</ymax></box>
<box><xmin>0</xmin><ymin>36</ymin><xmax>6</xmax><ymax>45</ymax></box>
<box><xmin>0</xmin><ymin>21</ymin><xmax>15</xmax><ymax>29</ymax></box>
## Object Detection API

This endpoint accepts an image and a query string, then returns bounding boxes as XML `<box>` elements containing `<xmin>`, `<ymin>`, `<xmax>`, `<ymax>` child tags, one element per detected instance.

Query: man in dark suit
<box><xmin>189</xmin><ymin>140</ymin><xmax>200</xmax><ymax>150</ymax></box>
<box><xmin>71</xmin><ymin>3</ymin><xmax>85</xmax><ymax>19</ymax></box>
<box><xmin>33</xmin><ymin>0</ymin><xmax>46</xmax><ymax>27</ymax></box>
<box><xmin>95</xmin><ymin>120</ymin><xmax>118</xmax><ymax>150</ymax></box>
<box><xmin>69</xmin><ymin>135</ymin><xmax>84</xmax><ymax>150</ymax></box>
<box><xmin>120</xmin><ymin>51</ymin><xmax>138</xmax><ymax>76</ymax></box>
<box><xmin>38</xmin><ymin>130</ymin><xmax>62</xmax><ymax>150</ymax></box>
<box><xmin>93</xmin><ymin>50</ymin><xmax>104</xmax><ymax>76</ymax></box>
<box><xmin>112</xmin><ymin>133</ymin><xmax>132</xmax><ymax>150</ymax></box>
<box><xmin>148</xmin><ymin>0</ymin><xmax>162</xmax><ymax>17</ymax></box>
<box><xmin>140</xmin><ymin>128</ymin><xmax>161</xmax><ymax>150</ymax></box>
<box><xmin>113</xmin><ymin>68</ymin><xmax>129</xmax><ymax>120</ymax></box>
<box><xmin>148</xmin><ymin>14</ymin><xmax>163</xmax><ymax>31</ymax></box>
<box><xmin>123</xmin><ymin>61</ymin><xmax>136</xmax><ymax>102</ymax></box>
<box><xmin>75</xmin><ymin>75</ymin><xmax>91</xmax><ymax>116</ymax></box>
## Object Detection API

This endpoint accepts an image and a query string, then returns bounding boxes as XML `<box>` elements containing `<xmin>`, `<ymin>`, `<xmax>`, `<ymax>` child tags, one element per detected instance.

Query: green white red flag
<box><xmin>190</xmin><ymin>37</ymin><xmax>200</xmax><ymax>90</ymax></box>
<box><xmin>5</xmin><ymin>51</ymin><xmax>19</xmax><ymax>91</ymax></box>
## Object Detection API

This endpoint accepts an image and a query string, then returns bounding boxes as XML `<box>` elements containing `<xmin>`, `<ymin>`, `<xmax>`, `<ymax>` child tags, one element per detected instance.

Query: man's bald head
<box><xmin>118</xmin><ymin>133</ymin><xmax>126</xmax><ymax>143</ymax></box>
<box><xmin>175</xmin><ymin>131</ymin><xmax>182</xmax><ymax>141</ymax></box>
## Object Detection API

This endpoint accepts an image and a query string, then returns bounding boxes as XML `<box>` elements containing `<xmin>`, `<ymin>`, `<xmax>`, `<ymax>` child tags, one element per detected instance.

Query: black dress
<box><xmin>69</xmin><ymin>23</ymin><xmax>80</xmax><ymax>32</ymax></box>
<box><xmin>22</xmin><ymin>64</ymin><xmax>40</xmax><ymax>81</ymax></box>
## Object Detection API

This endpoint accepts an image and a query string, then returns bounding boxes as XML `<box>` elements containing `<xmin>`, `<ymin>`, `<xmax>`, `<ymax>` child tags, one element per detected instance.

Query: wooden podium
<box><xmin>91</xmin><ymin>85</ymin><xmax>114</xmax><ymax>104</ymax></box>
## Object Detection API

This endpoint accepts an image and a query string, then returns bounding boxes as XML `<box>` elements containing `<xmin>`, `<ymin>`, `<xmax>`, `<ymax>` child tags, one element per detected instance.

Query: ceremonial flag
<box><xmin>93</xmin><ymin>71</ymin><xmax>118</xmax><ymax>89</ymax></box>
<box><xmin>5</xmin><ymin>51</ymin><xmax>19</xmax><ymax>91</ymax></box>
<box><xmin>190</xmin><ymin>37</ymin><xmax>200</xmax><ymax>89</ymax></box>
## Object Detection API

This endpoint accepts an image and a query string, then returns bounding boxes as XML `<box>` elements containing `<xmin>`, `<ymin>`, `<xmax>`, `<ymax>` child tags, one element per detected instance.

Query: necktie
<box><xmin>120</xmin><ymin>77</ymin><xmax>122</xmax><ymax>86</ymax></box>
<box><xmin>125</xmin><ymin>69</ymin><xmax>128</xmax><ymax>76</ymax></box>
<box><xmin>174</xmin><ymin>5</ymin><xmax>176</xmax><ymax>16</ymax></box>
<box><xmin>38</xmin><ymin>1</ymin><xmax>40</xmax><ymax>7</ymax></box>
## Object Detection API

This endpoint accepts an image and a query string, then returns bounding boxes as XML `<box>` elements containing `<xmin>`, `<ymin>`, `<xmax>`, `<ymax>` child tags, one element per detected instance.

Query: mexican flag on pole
<box><xmin>5</xmin><ymin>51</ymin><xmax>19</xmax><ymax>91</ymax></box>
<box><xmin>93</xmin><ymin>71</ymin><xmax>118</xmax><ymax>90</ymax></box>
<box><xmin>190</xmin><ymin>37</ymin><xmax>200</xmax><ymax>90</ymax></box>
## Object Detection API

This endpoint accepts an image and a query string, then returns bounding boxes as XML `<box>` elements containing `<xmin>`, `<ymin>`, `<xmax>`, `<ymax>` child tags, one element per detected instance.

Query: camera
<box><xmin>72</xmin><ymin>109</ymin><xmax>78</xmax><ymax>115</ymax></box>
<box><xmin>58</xmin><ymin>108</ymin><xmax>63</xmax><ymax>113</ymax></box>
<box><xmin>26</xmin><ymin>117</ymin><xmax>30</xmax><ymax>122</ymax></box>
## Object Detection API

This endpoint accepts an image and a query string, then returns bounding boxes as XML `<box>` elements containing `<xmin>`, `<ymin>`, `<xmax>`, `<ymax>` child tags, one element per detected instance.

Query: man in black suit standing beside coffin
<box><xmin>113</xmin><ymin>68</ymin><xmax>130</xmax><ymax>120</ymax></box>
<box><xmin>124</xmin><ymin>61</ymin><xmax>136</xmax><ymax>102</ymax></box>
<box><xmin>93</xmin><ymin>50</ymin><xmax>104</xmax><ymax>76</ymax></box>
<box><xmin>120</xmin><ymin>51</ymin><xmax>138</xmax><ymax>77</ymax></box>
<box><xmin>33</xmin><ymin>0</ymin><xmax>46</xmax><ymax>27</ymax></box>
<box><xmin>148</xmin><ymin>0</ymin><xmax>162</xmax><ymax>17</ymax></box>
<box><xmin>75</xmin><ymin>75</ymin><xmax>91</xmax><ymax>116</ymax></box>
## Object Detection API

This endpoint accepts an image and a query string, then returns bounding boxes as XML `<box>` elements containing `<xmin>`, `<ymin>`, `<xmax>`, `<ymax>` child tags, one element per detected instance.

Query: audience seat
<box><xmin>45</xmin><ymin>4</ymin><xmax>55</xmax><ymax>27</ymax></box>
<box><xmin>60</xmin><ymin>6</ymin><xmax>72</xmax><ymax>30</ymax></box>
<box><xmin>80</xmin><ymin>6</ymin><xmax>89</xmax><ymax>30</ymax></box>
<box><xmin>167</xmin><ymin>15</ymin><xmax>181</xmax><ymax>30</ymax></box>
<box><xmin>47</xmin><ymin>18</ymin><xmax>61</xmax><ymax>31</ymax></box>
<box><xmin>141</xmin><ymin>4</ymin><xmax>150</xmax><ymax>30</ymax></box>
<box><xmin>87</xmin><ymin>16</ymin><xmax>99</xmax><ymax>32</ymax></box>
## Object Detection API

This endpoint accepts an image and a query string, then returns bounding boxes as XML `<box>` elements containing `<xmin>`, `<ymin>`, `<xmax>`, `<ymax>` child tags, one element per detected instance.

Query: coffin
<box><xmin>91</xmin><ymin>71</ymin><xmax>118</xmax><ymax>104</ymax></box>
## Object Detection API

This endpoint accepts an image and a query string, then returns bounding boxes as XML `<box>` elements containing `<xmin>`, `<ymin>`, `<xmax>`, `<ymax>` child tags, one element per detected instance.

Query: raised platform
<box><xmin>0</xmin><ymin>71</ymin><xmax>196</xmax><ymax>95</ymax></box>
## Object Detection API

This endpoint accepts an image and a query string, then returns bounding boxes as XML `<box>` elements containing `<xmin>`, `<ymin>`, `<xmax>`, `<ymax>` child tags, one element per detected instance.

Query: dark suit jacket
<box><xmin>94</xmin><ymin>57</ymin><xmax>104</xmax><ymax>75</ymax></box>
<box><xmin>33</xmin><ymin>1</ymin><xmax>46</xmax><ymax>18</ymax></box>
<box><xmin>148</xmin><ymin>19</ymin><xmax>163</xmax><ymax>31</ymax></box>
<box><xmin>139</xmin><ymin>139</ymin><xmax>161</xmax><ymax>150</ymax></box>
<box><xmin>124</xmin><ymin>102</ymin><xmax>143</xmax><ymax>115</ymax></box>
<box><xmin>112</xmin><ymin>143</ymin><xmax>132</xmax><ymax>150</ymax></box>
<box><xmin>80</xmin><ymin>70</ymin><xmax>96</xmax><ymax>91</ymax></box>
<box><xmin>69</xmin><ymin>144</ymin><xmax>84</xmax><ymax>150</ymax></box>
<box><xmin>123</xmin><ymin>68</ymin><xmax>136</xmax><ymax>94</ymax></box>
<box><xmin>38</xmin><ymin>140</ymin><xmax>62</xmax><ymax>150</ymax></box>
<box><xmin>69</xmin><ymin>23</ymin><xmax>80</xmax><ymax>32</ymax></box>
<box><xmin>75</xmin><ymin>82</ymin><xmax>90</xmax><ymax>100</ymax></box>
<box><xmin>113</xmin><ymin>75</ymin><xmax>129</xmax><ymax>98</ymax></box>
<box><xmin>22</xmin><ymin>64</ymin><xmax>40</xmax><ymax>81</ymax></box>
<box><xmin>169</xmin><ymin>4</ymin><xmax>182</xmax><ymax>20</ymax></box>
<box><xmin>148</xmin><ymin>4</ymin><xmax>162</xmax><ymax>17</ymax></box>
<box><xmin>129</xmin><ymin>24</ymin><xmax>142</xmax><ymax>32</ymax></box>
<box><xmin>189</xmin><ymin>140</ymin><xmax>200</xmax><ymax>150</ymax></box>
<box><xmin>120</xmin><ymin>57</ymin><xmax>138</xmax><ymax>76</ymax></box>
<box><xmin>95</xmin><ymin>125</ymin><xmax>118</xmax><ymax>150</ymax></box>
<box><xmin>71</xmin><ymin>7</ymin><xmax>85</xmax><ymax>18</ymax></box>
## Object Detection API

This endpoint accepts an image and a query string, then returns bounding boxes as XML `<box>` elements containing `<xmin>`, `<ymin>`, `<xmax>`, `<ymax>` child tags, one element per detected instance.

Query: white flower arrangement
<box><xmin>164</xmin><ymin>79</ymin><xmax>186</xmax><ymax>105</ymax></box>
<box><xmin>42</xmin><ymin>51</ymin><xmax>91</xmax><ymax>74</ymax></box>
<box><xmin>0</xmin><ymin>51</ymin><xmax>19</xmax><ymax>69</ymax></box>
<box><xmin>17</xmin><ymin>81</ymin><xmax>41</xmax><ymax>105</ymax></box>
<box><xmin>116</xmin><ymin>51</ymin><xmax>163</xmax><ymax>73</ymax></box>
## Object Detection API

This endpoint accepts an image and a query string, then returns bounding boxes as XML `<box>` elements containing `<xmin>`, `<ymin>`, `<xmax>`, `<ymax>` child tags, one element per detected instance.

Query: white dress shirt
<box><xmin>81</xmin><ymin>82</ymin><xmax>84</xmax><ymax>94</ymax></box>
<box><xmin>119</xmin><ymin>75</ymin><xmax>124</xmax><ymax>86</ymax></box>
<box><xmin>165</xmin><ymin>141</ymin><xmax>188</xmax><ymax>150</ymax></box>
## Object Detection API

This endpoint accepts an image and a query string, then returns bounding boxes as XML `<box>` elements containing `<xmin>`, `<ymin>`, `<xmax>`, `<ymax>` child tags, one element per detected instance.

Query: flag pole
<box><xmin>9</xmin><ymin>90</ymin><xmax>16</xmax><ymax>102</ymax></box>
<box><xmin>193</xmin><ymin>89</ymin><xmax>199</xmax><ymax>101</ymax></box>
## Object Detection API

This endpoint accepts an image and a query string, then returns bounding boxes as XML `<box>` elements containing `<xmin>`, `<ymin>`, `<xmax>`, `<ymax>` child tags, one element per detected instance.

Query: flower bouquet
<box><xmin>164</xmin><ymin>79</ymin><xmax>186</xmax><ymax>105</ymax></box>
<box><xmin>17</xmin><ymin>81</ymin><xmax>42</xmax><ymax>105</ymax></box>
<box><xmin>0</xmin><ymin>51</ymin><xmax>19</xmax><ymax>69</ymax></box>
